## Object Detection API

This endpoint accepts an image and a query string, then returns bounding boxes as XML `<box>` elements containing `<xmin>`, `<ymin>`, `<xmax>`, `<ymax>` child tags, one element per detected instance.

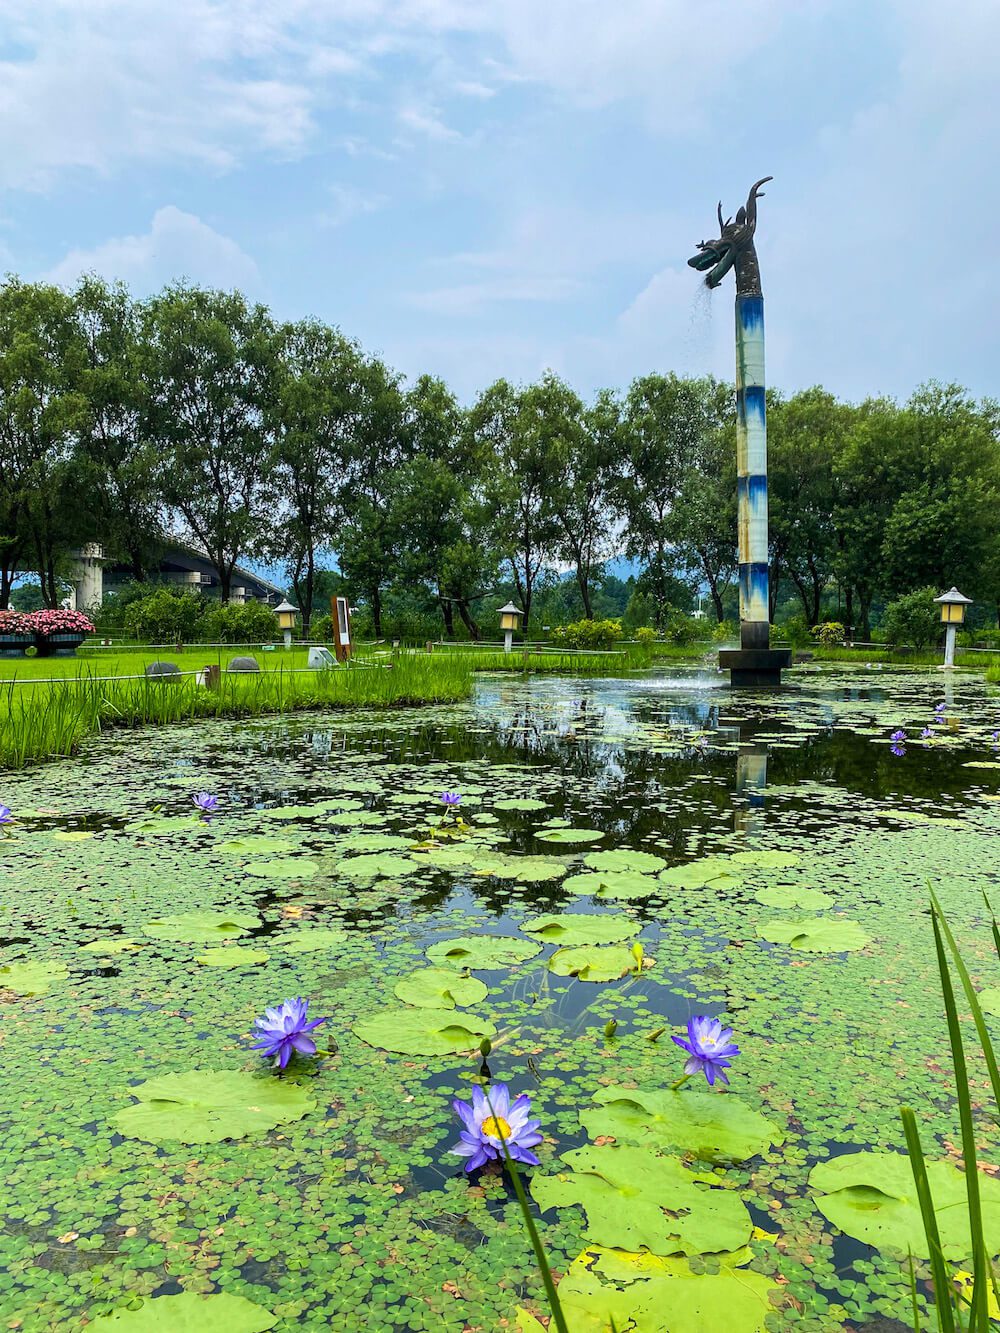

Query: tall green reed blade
<box><xmin>485</xmin><ymin>1089</ymin><xmax>569</xmax><ymax>1333</ymax></box>
<box><xmin>930</xmin><ymin>889</ymin><xmax>1000</xmax><ymax>1119</ymax></box>
<box><xmin>901</xmin><ymin>1109</ymin><xmax>958</xmax><ymax>1333</ymax></box>
<box><xmin>983</xmin><ymin>892</ymin><xmax>1000</xmax><ymax>967</ymax></box>
<box><xmin>929</xmin><ymin>901</ymin><xmax>990</xmax><ymax>1330</ymax></box>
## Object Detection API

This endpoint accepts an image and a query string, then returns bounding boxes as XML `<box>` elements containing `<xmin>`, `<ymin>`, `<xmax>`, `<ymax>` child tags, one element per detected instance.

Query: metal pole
<box><xmin>943</xmin><ymin>623</ymin><xmax>957</xmax><ymax>669</ymax></box>
<box><xmin>735</xmin><ymin>294</ymin><xmax>769</xmax><ymax>650</ymax></box>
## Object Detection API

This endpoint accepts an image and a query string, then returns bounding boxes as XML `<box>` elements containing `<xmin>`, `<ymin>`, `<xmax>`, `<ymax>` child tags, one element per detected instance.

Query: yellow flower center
<box><xmin>482</xmin><ymin>1115</ymin><xmax>511</xmax><ymax>1140</ymax></box>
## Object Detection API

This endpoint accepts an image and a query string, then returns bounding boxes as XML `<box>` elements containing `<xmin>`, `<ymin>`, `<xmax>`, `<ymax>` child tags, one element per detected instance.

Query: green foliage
<box><xmin>200</xmin><ymin>600</ymin><xmax>279</xmax><ymax>643</ymax></box>
<box><xmin>812</xmin><ymin>621</ymin><xmax>847</xmax><ymax>647</ymax></box>
<box><xmin>122</xmin><ymin>587</ymin><xmax>206</xmax><ymax>643</ymax></box>
<box><xmin>113</xmin><ymin>1069</ymin><xmax>315</xmax><ymax>1143</ymax></box>
<box><xmin>89</xmin><ymin>1291</ymin><xmax>277</xmax><ymax>1332</ymax></box>
<box><xmin>634</xmin><ymin>626</ymin><xmax>657</xmax><ymax>645</ymax></box>
<box><xmin>581</xmin><ymin>1087</ymin><xmax>784</xmax><ymax>1164</ymax></box>
<box><xmin>549</xmin><ymin>618</ymin><xmax>623</xmax><ymax>649</ymax></box>
<box><xmin>882</xmin><ymin>586</ymin><xmax>941</xmax><ymax>649</ymax></box>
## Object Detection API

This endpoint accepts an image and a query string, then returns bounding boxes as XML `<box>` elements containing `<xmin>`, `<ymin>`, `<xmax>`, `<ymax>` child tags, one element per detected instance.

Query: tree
<box><xmin>621</xmin><ymin>374</ymin><xmax>728</xmax><ymax>626</ymax></box>
<box><xmin>142</xmin><ymin>285</ymin><xmax>280</xmax><ymax>602</ymax></box>
<box><xmin>469</xmin><ymin>376</ymin><xmax>562</xmax><ymax>632</ymax></box>
<box><xmin>71</xmin><ymin>275</ymin><xmax>163</xmax><ymax>581</ymax></box>
<box><xmin>667</xmin><ymin>416</ymin><xmax>737</xmax><ymax>622</ymax></box>
<box><xmin>334</xmin><ymin>356</ymin><xmax>410</xmax><ymax>637</ymax></box>
<box><xmin>271</xmin><ymin>319</ymin><xmax>367</xmax><ymax>633</ymax></box>
<box><xmin>0</xmin><ymin>278</ymin><xmax>89</xmax><ymax>606</ymax></box>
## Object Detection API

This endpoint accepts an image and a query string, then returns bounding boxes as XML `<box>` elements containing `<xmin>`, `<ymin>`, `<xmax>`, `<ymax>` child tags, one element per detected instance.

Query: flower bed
<box><xmin>0</xmin><ymin>609</ymin><xmax>95</xmax><ymax>658</ymax></box>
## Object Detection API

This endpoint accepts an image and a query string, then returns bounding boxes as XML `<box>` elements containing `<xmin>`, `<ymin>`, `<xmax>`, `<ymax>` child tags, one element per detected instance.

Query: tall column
<box><xmin>735</xmin><ymin>294</ymin><xmax>769</xmax><ymax>650</ymax></box>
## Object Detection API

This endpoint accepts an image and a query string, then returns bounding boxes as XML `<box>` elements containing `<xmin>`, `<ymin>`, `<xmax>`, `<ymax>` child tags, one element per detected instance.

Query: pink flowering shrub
<box><xmin>0</xmin><ymin>611</ymin><xmax>35</xmax><ymax>636</ymax></box>
<box><xmin>28</xmin><ymin>609</ymin><xmax>95</xmax><ymax>637</ymax></box>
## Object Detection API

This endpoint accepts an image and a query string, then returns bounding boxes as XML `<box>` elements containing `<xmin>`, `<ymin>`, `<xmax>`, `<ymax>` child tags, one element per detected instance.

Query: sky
<box><xmin>2</xmin><ymin>0</ymin><xmax>998</xmax><ymax>406</ymax></box>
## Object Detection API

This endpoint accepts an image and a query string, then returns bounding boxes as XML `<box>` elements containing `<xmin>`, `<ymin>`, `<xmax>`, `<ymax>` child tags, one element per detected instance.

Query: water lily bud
<box><xmin>604</xmin><ymin>1019</ymin><xmax>618</xmax><ymax>1039</ymax></box>
<box><xmin>479</xmin><ymin>1037</ymin><xmax>492</xmax><ymax>1058</ymax></box>
<box><xmin>631</xmin><ymin>941</ymin><xmax>644</xmax><ymax>970</ymax></box>
<box><xmin>646</xmin><ymin>1027</ymin><xmax>666</xmax><ymax>1042</ymax></box>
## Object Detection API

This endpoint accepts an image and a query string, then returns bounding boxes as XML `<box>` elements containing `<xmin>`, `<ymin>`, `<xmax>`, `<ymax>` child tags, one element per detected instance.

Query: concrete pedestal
<box><xmin>718</xmin><ymin>648</ymin><xmax>792</xmax><ymax>687</ymax></box>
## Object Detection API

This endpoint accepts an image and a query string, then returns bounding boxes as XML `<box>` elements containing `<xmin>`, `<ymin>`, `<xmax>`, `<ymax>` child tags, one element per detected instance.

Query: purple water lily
<box><xmin>890</xmin><ymin>743</ymin><xmax>906</xmax><ymax>757</ymax></box>
<box><xmin>441</xmin><ymin>792</ymin><xmax>462</xmax><ymax>807</ymax></box>
<box><xmin>251</xmin><ymin>997</ymin><xmax>327</xmax><ymax>1071</ymax></box>
<box><xmin>450</xmin><ymin>1082</ymin><xmax>543</xmax><ymax>1172</ymax></box>
<box><xmin>673</xmin><ymin>1015</ymin><xmax>740</xmax><ymax>1087</ymax></box>
<box><xmin>935</xmin><ymin>702</ymin><xmax>947</xmax><ymax>716</ymax></box>
<box><xmin>192</xmin><ymin>792</ymin><xmax>218</xmax><ymax>815</ymax></box>
<box><xmin>920</xmin><ymin>728</ymin><xmax>933</xmax><ymax>740</ymax></box>
<box><xmin>890</xmin><ymin>730</ymin><xmax>907</xmax><ymax>744</ymax></box>
<box><xmin>0</xmin><ymin>804</ymin><xmax>13</xmax><ymax>826</ymax></box>
<box><xmin>992</xmin><ymin>731</ymin><xmax>1000</xmax><ymax>745</ymax></box>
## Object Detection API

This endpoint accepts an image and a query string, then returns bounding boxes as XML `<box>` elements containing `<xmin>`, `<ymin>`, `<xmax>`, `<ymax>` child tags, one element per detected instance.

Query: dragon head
<box><xmin>688</xmin><ymin>177</ymin><xmax>772</xmax><ymax>291</ymax></box>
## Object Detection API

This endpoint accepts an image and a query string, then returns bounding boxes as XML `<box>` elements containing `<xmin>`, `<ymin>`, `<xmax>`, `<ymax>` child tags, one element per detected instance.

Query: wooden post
<box><xmin>330</xmin><ymin>595</ymin><xmax>353</xmax><ymax>663</ymax></box>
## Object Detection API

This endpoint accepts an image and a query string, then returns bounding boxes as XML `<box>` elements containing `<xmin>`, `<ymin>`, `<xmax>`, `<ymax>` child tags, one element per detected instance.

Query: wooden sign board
<box><xmin>331</xmin><ymin>595</ymin><xmax>352</xmax><ymax>661</ymax></box>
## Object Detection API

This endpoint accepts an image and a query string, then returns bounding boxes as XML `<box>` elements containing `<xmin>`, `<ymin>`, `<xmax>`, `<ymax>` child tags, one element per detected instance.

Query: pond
<box><xmin>2</xmin><ymin>663</ymin><xmax>1000</xmax><ymax>1332</ymax></box>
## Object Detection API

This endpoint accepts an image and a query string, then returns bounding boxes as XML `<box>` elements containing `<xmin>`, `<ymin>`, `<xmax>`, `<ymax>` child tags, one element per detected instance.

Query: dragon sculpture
<box><xmin>687</xmin><ymin>176</ymin><xmax>772</xmax><ymax>295</ymax></box>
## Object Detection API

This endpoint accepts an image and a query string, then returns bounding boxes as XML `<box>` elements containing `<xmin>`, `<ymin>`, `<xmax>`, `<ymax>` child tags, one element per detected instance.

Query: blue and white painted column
<box><xmin>735</xmin><ymin>294</ymin><xmax>769</xmax><ymax>650</ymax></box>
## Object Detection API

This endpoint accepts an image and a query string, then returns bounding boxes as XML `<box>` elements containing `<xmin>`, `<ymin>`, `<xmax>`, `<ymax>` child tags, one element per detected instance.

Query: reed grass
<box><xmin>0</xmin><ymin>655</ymin><xmax>474</xmax><ymax>769</ymax></box>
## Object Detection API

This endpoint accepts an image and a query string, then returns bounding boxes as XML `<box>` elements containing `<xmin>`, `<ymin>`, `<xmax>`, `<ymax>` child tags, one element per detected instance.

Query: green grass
<box><xmin>0</xmin><ymin>645</ymin><xmax>324</xmax><ymax>680</ymax></box>
<box><xmin>0</xmin><ymin>654</ymin><xmax>475</xmax><ymax>769</ymax></box>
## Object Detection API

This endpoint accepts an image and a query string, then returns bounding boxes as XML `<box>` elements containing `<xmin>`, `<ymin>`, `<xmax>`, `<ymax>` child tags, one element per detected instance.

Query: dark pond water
<box><xmin>2</xmin><ymin>663</ymin><xmax>999</xmax><ymax>1332</ymax></box>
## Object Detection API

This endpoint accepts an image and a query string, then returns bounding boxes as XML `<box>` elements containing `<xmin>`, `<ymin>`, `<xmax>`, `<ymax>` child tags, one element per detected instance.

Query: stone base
<box><xmin>718</xmin><ymin>648</ymin><xmax>793</xmax><ymax>688</ymax></box>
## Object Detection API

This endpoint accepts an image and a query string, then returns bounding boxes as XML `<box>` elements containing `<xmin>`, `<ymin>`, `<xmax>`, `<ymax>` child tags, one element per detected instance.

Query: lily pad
<box><xmin>760</xmin><ymin>917</ymin><xmax>869</xmax><ymax>952</ymax></box>
<box><xmin>548</xmin><ymin>945</ymin><xmax>638</xmax><ymax>982</ymax></box>
<box><xmin>143</xmin><ymin>911</ymin><xmax>261</xmax><ymax>942</ymax></box>
<box><xmin>244</xmin><ymin>857</ymin><xmax>319</xmax><ymax>880</ymax></box>
<box><xmin>563</xmin><ymin>870</ymin><xmax>657</xmax><ymax>900</ymax></box>
<box><xmin>533</xmin><ymin>1145</ymin><xmax>752</xmax><ymax>1255</ymax></box>
<box><xmin>810</xmin><ymin>1151</ymin><xmax>1000</xmax><ymax>1257</ymax></box>
<box><xmin>195</xmin><ymin>946</ymin><xmax>269</xmax><ymax>968</ymax></box>
<box><xmin>755</xmin><ymin>886</ymin><xmax>833</xmax><ymax>910</ymax></box>
<box><xmin>978</xmin><ymin>987</ymin><xmax>1000</xmax><ymax>1018</ymax></box>
<box><xmin>126</xmin><ymin>816</ymin><xmax>203</xmax><ymax>835</ymax></box>
<box><xmin>393</xmin><ymin>968</ymin><xmax>488</xmax><ymax>1009</ymax></box>
<box><xmin>522</xmin><ymin>913</ymin><xmax>636</xmax><ymax>946</ymax></box>
<box><xmin>218</xmin><ymin>835</ymin><xmax>295</xmax><ymax>855</ymax></box>
<box><xmin>426</xmin><ymin>936</ymin><xmax>542</xmax><ymax>970</ymax></box>
<box><xmin>353</xmin><ymin>1007</ymin><xmax>497</xmax><ymax>1055</ymax></box>
<box><xmin>535</xmin><ymin>827</ymin><xmax>605</xmax><ymax>844</ymax></box>
<box><xmin>81</xmin><ymin>938</ymin><xmax>142</xmax><ymax>955</ymax></box>
<box><xmin>89</xmin><ymin>1291</ymin><xmax>277</xmax><ymax>1331</ymax></box>
<box><xmin>339</xmin><ymin>852</ymin><xmax>422</xmax><ymax>879</ymax></box>
<box><xmin>52</xmin><ymin>830</ymin><xmax>94</xmax><ymax>842</ymax></box>
<box><xmin>585</xmin><ymin>849</ymin><xmax>667</xmax><ymax>874</ymax></box>
<box><xmin>0</xmin><ymin>960</ymin><xmax>70</xmax><ymax>994</ymax></box>
<box><xmin>273</xmin><ymin>927</ymin><xmax>349</xmax><ymax>954</ymax></box>
<box><xmin>729</xmin><ymin>850</ymin><xmax>801</xmax><ymax>868</ymax></box>
<box><xmin>658</xmin><ymin>857</ymin><xmax>743</xmax><ymax>889</ymax></box>
<box><xmin>581</xmin><ymin>1087</ymin><xmax>784</xmax><ymax>1163</ymax></box>
<box><xmin>113</xmin><ymin>1070</ymin><xmax>315</xmax><ymax>1143</ymax></box>
<box><xmin>493</xmin><ymin>797</ymin><xmax>549</xmax><ymax>810</ymax></box>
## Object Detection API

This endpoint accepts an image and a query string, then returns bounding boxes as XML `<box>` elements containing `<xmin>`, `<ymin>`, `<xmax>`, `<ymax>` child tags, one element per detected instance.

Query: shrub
<box><xmin>549</xmin><ymin>618</ymin><xmax>623</xmax><ymax>649</ymax></box>
<box><xmin>0</xmin><ymin>611</ymin><xmax>35</xmax><ymax>636</ymax></box>
<box><xmin>309</xmin><ymin>613</ymin><xmax>333</xmax><ymax>642</ymax></box>
<box><xmin>882</xmin><ymin>587</ymin><xmax>940</xmax><ymax>649</ymax></box>
<box><xmin>200</xmin><ymin>600</ymin><xmax>279</xmax><ymax>643</ymax></box>
<box><xmin>778</xmin><ymin>614</ymin><xmax>813</xmax><ymax>649</ymax></box>
<box><xmin>812</xmin><ymin>621</ymin><xmax>847</xmax><ymax>647</ymax></box>
<box><xmin>123</xmin><ymin>588</ymin><xmax>207</xmax><ymax>644</ymax></box>
<box><xmin>634</xmin><ymin>627</ymin><xmax>657</xmax><ymax>645</ymax></box>
<box><xmin>711</xmin><ymin>619</ymin><xmax>738</xmax><ymax>643</ymax></box>
<box><xmin>662</xmin><ymin>614</ymin><xmax>707</xmax><ymax>646</ymax></box>
<box><xmin>30</xmin><ymin>609</ymin><xmax>95</xmax><ymax>637</ymax></box>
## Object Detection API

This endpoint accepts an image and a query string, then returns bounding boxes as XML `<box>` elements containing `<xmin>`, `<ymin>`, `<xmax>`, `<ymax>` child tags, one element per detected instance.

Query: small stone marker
<box><xmin>227</xmin><ymin>656</ymin><xmax>260</xmax><ymax>673</ymax></box>
<box><xmin>307</xmin><ymin>647</ymin><xmax>337</xmax><ymax>670</ymax></box>
<box><xmin>145</xmin><ymin>661</ymin><xmax>181</xmax><ymax>682</ymax></box>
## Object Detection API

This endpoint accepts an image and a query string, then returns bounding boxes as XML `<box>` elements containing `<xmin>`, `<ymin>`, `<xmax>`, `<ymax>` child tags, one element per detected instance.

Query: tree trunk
<box><xmin>440</xmin><ymin>597</ymin><xmax>455</xmax><ymax>638</ymax></box>
<box><xmin>845</xmin><ymin>585</ymin><xmax>854</xmax><ymax>639</ymax></box>
<box><xmin>219</xmin><ymin>560</ymin><xmax>232</xmax><ymax>604</ymax></box>
<box><xmin>371</xmin><ymin>586</ymin><xmax>383</xmax><ymax>638</ymax></box>
<box><xmin>858</xmin><ymin>589</ymin><xmax>873</xmax><ymax>640</ymax></box>
<box><xmin>577</xmin><ymin>567</ymin><xmax>593</xmax><ymax>619</ymax></box>
<box><xmin>456</xmin><ymin>599</ymin><xmax>480</xmax><ymax>641</ymax></box>
<box><xmin>302</xmin><ymin>548</ymin><xmax>315</xmax><ymax>637</ymax></box>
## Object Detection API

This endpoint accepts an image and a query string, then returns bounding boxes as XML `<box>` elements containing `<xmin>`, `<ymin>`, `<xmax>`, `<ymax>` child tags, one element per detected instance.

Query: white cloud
<box><xmin>397</xmin><ymin>105</ymin><xmax>462</xmax><ymax>141</ymax></box>
<box><xmin>45</xmin><ymin>206</ymin><xmax>261</xmax><ymax>294</ymax></box>
<box><xmin>321</xmin><ymin>183</ymin><xmax>387</xmax><ymax>227</ymax></box>
<box><xmin>404</xmin><ymin>275</ymin><xmax>581</xmax><ymax>316</ymax></box>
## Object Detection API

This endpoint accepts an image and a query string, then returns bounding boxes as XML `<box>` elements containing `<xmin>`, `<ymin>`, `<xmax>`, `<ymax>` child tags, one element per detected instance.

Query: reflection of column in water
<box><xmin>735</xmin><ymin>743</ymin><xmax>768</xmax><ymax>834</ymax></box>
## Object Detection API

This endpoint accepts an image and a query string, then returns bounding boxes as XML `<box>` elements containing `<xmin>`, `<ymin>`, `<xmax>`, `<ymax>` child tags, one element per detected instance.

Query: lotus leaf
<box><xmin>563</xmin><ymin>870</ymin><xmax>657</xmax><ymax>900</ymax></box>
<box><xmin>244</xmin><ymin>857</ymin><xmax>319</xmax><ymax>880</ymax></box>
<box><xmin>760</xmin><ymin>917</ymin><xmax>869</xmax><ymax>952</ymax></box>
<box><xmin>81</xmin><ymin>938</ymin><xmax>141</xmax><ymax>954</ymax></box>
<box><xmin>426</xmin><ymin>936</ymin><xmax>542</xmax><ymax>969</ymax></box>
<box><xmin>113</xmin><ymin>1070</ymin><xmax>315</xmax><ymax>1144</ymax></box>
<box><xmin>548</xmin><ymin>945</ymin><xmax>638</xmax><ymax>982</ymax></box>
<box><xmin>809</xmin><ymin>1150</ymin><xmax>1000</xmax><ymax>1257</ymax></box>
<box><xmin>393</xmin><ymin>968</ymin><xmax>488</xmax><ymax>1009</ymax></box>
<box><xmin>581</xmin><ymin>1087</ymin><xmax>783</xmax><ymax>1163</ymax></box>
<box><xmin>89</xmin><ymin>1292</ymin><xmax>277</xmax><ymax>1332</ymax></box>
<box><xmin>522</xmin><ymin>913</ymin><xmax>636</xmax><ymax>946</ymax></box>
<box><xmin>535</xmin><ymin>827</ymin><xmax>605</xmax><ymax>844</ymax></box>
<box><xmin>532</xmin><ymin>1145</ymin><xmax>752</xmax><ymax>1255</ymax></box>
<box><xmin>126</xmin><ymin>816</ymin><xmax>203</xmax><ymax>834</ymax></box>
<box><xmin>0</xmin><ymin>960</ymin><xmax>69</xmax><ymax>994</ymax></box>
<box><xmin>53</xmin><ymin>830</ymin><xmax>94</xmax><ymax>841</ymax></box>
<box><xmin>195</xmin><ymin>946</ymin><xmax>269</xmax><ymax>968</ymax></box>
<box><xmin>142</xmin><ymin>911</ymin><xmax>260</xmax><ymax>942</ymax></box>
<box><xmin>979</xmin><ymin>986</ymin><xmax>1000</xmax><ymax>1018</ymax></box>
<box><xmin>353</xmin><ymin>1007</ymin><xmax>497</xmax><ymax>1055</ymax></box>
<box><xmin>755</xmin><ymin>886</ymin><xmax>833</xmax><ymax>910</ymax></box>
<box><xmin>493</xmin><ymin>797</ymin><xmax>549</xmax><ymax>810</ymax></box>
<box><xmin>584</xmin><ymin>849</ymin><xmax>666</xmax><ymax>874</ymax></box>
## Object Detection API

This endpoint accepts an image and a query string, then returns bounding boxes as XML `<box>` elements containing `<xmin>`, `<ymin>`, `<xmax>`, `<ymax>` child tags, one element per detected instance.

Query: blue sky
<box><xmin>2</xmin><ymin>0</ymin><xmax>997</xmax><ymax>405</ymax></box>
